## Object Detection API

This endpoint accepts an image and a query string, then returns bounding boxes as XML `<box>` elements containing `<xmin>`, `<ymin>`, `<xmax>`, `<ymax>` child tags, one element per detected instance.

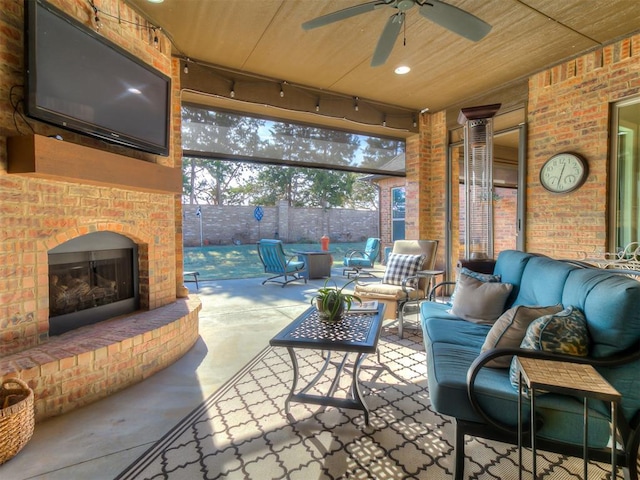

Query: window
<box><xmin>611</xmin><ymin>97</ymin><xmax>640</xmax><ymax>251</ymax></box>
<box><xmin>392</xmin><ymin>187</ymin><xmax>405</xmax><ymax>241</ymax></box>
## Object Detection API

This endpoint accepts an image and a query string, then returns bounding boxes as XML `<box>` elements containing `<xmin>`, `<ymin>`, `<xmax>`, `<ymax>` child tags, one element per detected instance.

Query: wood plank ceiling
<box><xmin>126</xmin><ymin>0</ymin><xmax>640</xmax><ymax>137</ymax></box>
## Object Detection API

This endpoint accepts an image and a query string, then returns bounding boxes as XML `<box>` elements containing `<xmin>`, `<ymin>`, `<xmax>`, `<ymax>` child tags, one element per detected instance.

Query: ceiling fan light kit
<box><xmin>302</xmin><ymin>0</ymin><xmax>492</xmax><ymax>67</ymax></box>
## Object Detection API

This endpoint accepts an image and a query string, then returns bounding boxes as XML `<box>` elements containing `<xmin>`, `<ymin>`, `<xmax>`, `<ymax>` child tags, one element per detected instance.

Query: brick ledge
<box><xmin>0</xmin><ymin>296</ymin><xmax>201</xmax><ymax>421</ymax></box>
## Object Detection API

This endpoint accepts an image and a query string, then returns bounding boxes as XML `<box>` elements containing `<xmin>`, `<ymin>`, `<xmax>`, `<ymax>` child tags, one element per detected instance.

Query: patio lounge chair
<box><xmin>343</xmin><ymin>237</ymin><xmax>380</xmax><ymax>278</ymax></box>
<box><xmin>354</xmin><ymin>240</ymin><xmax>439</xmax><ymax>321</ymax></box>
<box><xmin>257</xmin><ymin>239</ymin><xmax>307</xmax><ymax>287</ymax></box>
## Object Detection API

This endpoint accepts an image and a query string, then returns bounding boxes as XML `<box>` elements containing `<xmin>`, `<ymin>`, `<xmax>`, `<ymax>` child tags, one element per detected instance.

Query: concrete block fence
<box><xmin>183</xmin><ymin>201</ymin><xmax>379</xmax><ymax>247</ymax></box>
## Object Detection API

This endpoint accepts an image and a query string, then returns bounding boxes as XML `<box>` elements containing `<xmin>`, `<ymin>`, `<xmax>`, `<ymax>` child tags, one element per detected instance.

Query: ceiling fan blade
<box><xmin>371</xmin><ymin>13</ymin><xmax>404</xmax><ymax>67</ymax></box>
<box><xmin>302</xmin><ymin>1</ymin><xmax>388</xmax><ymax>30</ymax></box>
<box><xmin>419</xmin><ymin>0</ymin><xmax>491</xmax><ymax>41</ymax></box>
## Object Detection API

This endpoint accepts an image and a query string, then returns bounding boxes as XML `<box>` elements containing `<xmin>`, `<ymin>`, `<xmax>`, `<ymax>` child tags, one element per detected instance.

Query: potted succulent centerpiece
<box><xmin>312</xmin><ymin>279</ymin><xmax>361</xmax><ymax>323</ymax></box>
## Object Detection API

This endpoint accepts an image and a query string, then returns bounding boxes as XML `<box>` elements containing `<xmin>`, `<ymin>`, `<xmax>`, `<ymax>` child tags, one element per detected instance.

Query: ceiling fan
<box><xmin>302</xmin><ymin>0</ymin><xmax>492</xmax><ymax>67</ymax></box>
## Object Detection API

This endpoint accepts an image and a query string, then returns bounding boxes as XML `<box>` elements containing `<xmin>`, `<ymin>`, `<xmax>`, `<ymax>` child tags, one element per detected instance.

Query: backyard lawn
<box><xmin>183</xmin><ymin>242</ymin><xmax>368</xmax><ymax>280</ymax></box>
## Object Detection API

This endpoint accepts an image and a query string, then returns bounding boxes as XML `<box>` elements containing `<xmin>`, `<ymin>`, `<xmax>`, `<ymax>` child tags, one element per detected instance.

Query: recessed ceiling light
<box><xmin>147</xmin><ymin>0</ymin><xmax>164</xmax><ymax>3</ymax></box>
<box><xmin>394</xmin><ymin>65</ymin><xmax>411</xmax><ymax>75</ymax></box>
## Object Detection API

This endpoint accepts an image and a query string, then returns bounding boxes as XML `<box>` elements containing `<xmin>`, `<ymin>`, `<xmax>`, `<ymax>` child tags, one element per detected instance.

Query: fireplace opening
<box><xmin>48</xmin><ymin>232</ymin><xmax>139</xmax><ymax>336</ymax></box>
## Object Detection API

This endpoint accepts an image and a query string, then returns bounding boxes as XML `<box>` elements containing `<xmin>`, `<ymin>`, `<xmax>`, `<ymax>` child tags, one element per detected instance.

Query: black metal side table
<box><xmin>293</xmin><ymin>250</ymin><xmax>333</xmax><ymax>279</ymax></box>
<box><xmin>269</xmin><ymin>303</ymin><xmax>385</xmax><ymax>426</ymax></box>
<box><xmin>515</xmin><ymin>357</ymin><xmax>621</xmax><ymax>479</ymax></box>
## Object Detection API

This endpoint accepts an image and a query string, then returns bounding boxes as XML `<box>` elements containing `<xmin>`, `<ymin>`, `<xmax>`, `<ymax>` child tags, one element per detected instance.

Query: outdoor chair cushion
<box><xmin>354</xmin><ymin>282</ymin><xmax>424</xmax><ymax>300</ymax></box>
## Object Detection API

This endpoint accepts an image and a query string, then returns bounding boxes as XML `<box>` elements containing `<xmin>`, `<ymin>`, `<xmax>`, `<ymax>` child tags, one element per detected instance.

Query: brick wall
<box><xmin>406</xmin><ymin>33</ymin><xmax>640</xmax><ymax>270</ymax></box>
<box><xmin>182</xmin><ymin>203</ymin><xmax>379</xmax><ymax>246</ymax></box>
<box><xmin>404</xmin><ymin>111</ymin><xmax>448</xmax><ymax>269</ymax></box>
<box><xmin>526</xmin><ymin>35</ymin><xmax>640</xmax><ymax>257</ymax></box>
<box><xmin>0</xmin><ymin>0</ymin><xmax>198</xmax><ymax>422</ymax></box>
<box><xmin>0</xmin><ymin>297</ymin><xmax>200</xmax><ymax>421</ymax></box>
<box><xmin>0</xmin><ymin>0</ymin><xmax>184</xmax><ymax>357</ymax></box>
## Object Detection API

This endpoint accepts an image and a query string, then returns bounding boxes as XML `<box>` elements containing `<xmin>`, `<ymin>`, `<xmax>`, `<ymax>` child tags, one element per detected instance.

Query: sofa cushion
<box><xmin>493</xmin><ymin>250</ymin><xmax>536</xmax><ymax>307</ymax></box>
<box><xmin>420</xmin><ymin>301</ymin><xmax>460</xmax><ymax>323</ymax></box>
<box><xmin>509</xmin><ymin>306</ymin><xmax>590</xmax><ymax>388</ymax></box>
<box><xmin>562</xmin><ymin>268</ymin><xmax>640</xmax><ymax>357</ymax></box>
<box><xmin>512</xmin><ymin>256</ymin><xmax>575</xmax><ymax>307</ymax></box>
<box><xmin>421</xmin><ymin>317</ymin><xmax>490</xmax><ymax>350</ymax></box>
<box><xmin>450</xmin><ymin>273</ymin><xmax>513</xmax><ymax>324</ymax></box>
<box><xmin>383</xmin><ymin>253</ymin><xmax>424</xmax><ymax>287</ymax></box>
<box><xmin>425</xmin><ymin>338</ymin><xmax>521</xmax><ymax>425</ymax></box>
<box><xmin>481</xmin><ymin>304</ymin><xmax>564</xmax><ymax>368</ymax></box>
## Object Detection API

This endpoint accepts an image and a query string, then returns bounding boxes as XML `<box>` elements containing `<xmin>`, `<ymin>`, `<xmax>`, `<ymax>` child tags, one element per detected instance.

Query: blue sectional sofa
<box><xmin>421</xmin><ymin>250</ymin><xmax>640</xmax><ymax>479</ymax></box>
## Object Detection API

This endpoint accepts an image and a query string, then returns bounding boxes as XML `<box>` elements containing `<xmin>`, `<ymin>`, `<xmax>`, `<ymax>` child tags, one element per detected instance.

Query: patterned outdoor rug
<box><xmin>117</xmin><ymin>327</ymin><xmax>619</xmax><ymax>480</ymax></box>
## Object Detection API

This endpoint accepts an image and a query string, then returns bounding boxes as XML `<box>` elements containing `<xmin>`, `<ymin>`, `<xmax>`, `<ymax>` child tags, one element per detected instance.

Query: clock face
<box><xmin>540</xmin><ymin>153</ymin><xmax>588</xmax><ymax>193</ymax></box>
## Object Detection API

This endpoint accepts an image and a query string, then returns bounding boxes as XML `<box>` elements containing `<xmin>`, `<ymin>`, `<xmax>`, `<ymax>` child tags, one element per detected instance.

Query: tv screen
<box><xmin>24</xmin><ymin>0</ymin><xmax>171</xmax><ymax>156</ymax></box>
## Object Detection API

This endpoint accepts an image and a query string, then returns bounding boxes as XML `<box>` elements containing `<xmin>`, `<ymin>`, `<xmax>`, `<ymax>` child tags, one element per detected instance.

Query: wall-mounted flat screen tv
<box><xmin>24</xmin><ymin>0</ymin><xmax>171</xmax><ymax>156</ymax></box>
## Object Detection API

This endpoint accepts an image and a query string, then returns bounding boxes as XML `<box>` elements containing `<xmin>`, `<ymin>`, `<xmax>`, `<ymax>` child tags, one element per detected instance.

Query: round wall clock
<box><xmin>539</xmin><ymin>152</ymin><xmax>588</xmax><ymax>193</ymax></box>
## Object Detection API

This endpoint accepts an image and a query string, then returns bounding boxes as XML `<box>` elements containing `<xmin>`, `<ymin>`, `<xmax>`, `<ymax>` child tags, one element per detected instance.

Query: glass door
<box><xmin>610</xmin><ymin>98</ymin><xmax>640</xmax><ymax>253</ymax></box>
<box><xmin>446</xmin><ymin>109</ymin><xmax>525</xmax><ymax>275</ymax></box>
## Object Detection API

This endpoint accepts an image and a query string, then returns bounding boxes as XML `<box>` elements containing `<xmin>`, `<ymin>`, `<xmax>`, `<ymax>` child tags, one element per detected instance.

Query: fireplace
<box><xmin>48</xmin><ymin>232</ymin><xmax>139</xmax><ymax>336</ymax></box>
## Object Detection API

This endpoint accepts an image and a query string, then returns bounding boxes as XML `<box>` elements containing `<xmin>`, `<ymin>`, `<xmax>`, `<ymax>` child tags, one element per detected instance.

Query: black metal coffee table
<box><xmin>269</xmin><ymin>303</ymin><xmax>385</xmax><ymax>426</ymax></box>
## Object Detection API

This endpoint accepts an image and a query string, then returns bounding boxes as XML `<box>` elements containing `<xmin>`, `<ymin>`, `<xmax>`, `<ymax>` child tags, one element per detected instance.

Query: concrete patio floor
<box><xmin>0</xmin><ymin>266</ymin><xmax>398</xmax><ymax>479</ymax></box>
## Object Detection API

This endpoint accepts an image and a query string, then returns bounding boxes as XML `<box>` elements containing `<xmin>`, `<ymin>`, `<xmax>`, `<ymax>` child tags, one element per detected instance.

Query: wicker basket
<box><xmin>0</xmin><ymin>378</ymin><xmax>35</xmax><ymax>465</ymax></box>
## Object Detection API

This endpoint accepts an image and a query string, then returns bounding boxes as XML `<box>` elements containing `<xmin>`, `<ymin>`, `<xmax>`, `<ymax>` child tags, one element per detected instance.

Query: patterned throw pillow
<box><xmin>450</xmin><ymin>267</ymin><xmax>501</xmax><ymax>304</ymax></box>
<box><xmin>382</xmin><ymin>253</ymin><xmax>425</xmax><ymax>288</ymax></box>
<box><xmin>509</xmin><ymin>306</ymin><xmax>590</xmax><ymax>390</ymax></box>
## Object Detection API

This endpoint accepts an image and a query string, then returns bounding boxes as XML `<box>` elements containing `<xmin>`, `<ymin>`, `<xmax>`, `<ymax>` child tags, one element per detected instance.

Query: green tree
<box><xmin>361</xmin><ymin>137</ymin><xmax>404</xmax><ymax>169</ymax></box>
<box><xmin>306</xmin><ymin>169</ymin><xmax>354</xmax><ymax>208</ymax></box>
<box><xmin>181</xmin><ymin>108</ymin><xmax>265</xmax><ymax>204</ymax></box>
<box><xmin>346</xmin><ymin>176</ymin><xmax>378</xmax><ymax>210</ymax></box>
<box><xmin>181</xmin><ymin>106</ymin><xmax>395</xmax><ymax>208</ymax></box>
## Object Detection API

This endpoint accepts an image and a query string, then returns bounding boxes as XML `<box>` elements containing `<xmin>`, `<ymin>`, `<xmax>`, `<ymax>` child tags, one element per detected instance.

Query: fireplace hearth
<box><xmin>48</xmin><ymin>232</ymin><xmax>139</xmax><ymax>336</ymax></box>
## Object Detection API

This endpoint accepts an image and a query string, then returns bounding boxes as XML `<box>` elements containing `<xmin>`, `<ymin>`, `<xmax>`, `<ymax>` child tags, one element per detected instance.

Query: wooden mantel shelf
<box><xmin>7</xmin><ymin>135</ymin><xmax>181</xmax><ymax>194</ymax></box>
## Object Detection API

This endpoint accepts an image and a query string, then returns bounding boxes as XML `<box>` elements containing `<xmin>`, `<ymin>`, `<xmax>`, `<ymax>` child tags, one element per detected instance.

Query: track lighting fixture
<box><xmin>89</xmin><ymin>1</ymin><xmax>161</xmax><ymax>47</ymax></box>
<box><xmin>180</xmin><ymin>63</ymin><xmax>416</xmax><ymax>132</ymax></box>
<box><xmin>91</xmin><ymin>2</ymin><xmax>101</xmax><ymax>31</ymax></box>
